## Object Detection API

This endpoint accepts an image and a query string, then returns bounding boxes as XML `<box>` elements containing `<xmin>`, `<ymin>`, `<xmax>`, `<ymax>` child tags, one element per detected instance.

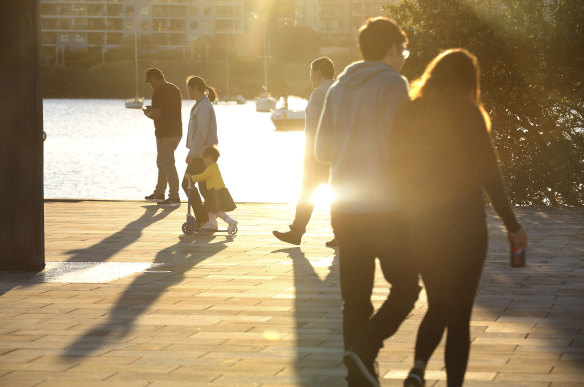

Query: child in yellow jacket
<box><xmin>185</xmin><ymin>145</ymin><xmax>237</xmax><ymax>233</ymax></box>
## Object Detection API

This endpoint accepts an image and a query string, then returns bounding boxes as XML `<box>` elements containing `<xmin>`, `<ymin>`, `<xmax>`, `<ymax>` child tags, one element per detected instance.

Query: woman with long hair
<box><xmin>182</xmin><ymin>75</ymin><xmax>218</xmax><ymax>228</ymax></box>
<box><xmin>388</xmin><ymin>49</ymin><xmax>528</xmax><ymax>387</ymax></box>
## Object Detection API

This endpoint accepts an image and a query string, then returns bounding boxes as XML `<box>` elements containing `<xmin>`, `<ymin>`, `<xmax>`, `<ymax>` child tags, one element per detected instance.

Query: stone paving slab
<box><xmin>0</xmin><ymin>201</ymin><xmax>583</xmax><ymax>386</ymax></box>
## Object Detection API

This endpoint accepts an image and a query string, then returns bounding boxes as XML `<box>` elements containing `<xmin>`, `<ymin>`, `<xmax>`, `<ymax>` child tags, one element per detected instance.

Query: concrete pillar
<box><xmin>0</xmin><ymin>1</ymin><xmax>45</xmax><ymax>271</ymax></box>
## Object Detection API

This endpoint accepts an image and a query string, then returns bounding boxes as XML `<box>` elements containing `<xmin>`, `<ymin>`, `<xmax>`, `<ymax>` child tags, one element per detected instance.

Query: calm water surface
<box><xmin>43</xmin><ymin>98</ymin><xmax>330</xmax><ymax>204</ymax></box>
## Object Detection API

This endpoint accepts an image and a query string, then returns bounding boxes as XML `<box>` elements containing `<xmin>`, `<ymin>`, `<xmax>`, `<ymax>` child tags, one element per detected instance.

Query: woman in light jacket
<box><xmin>182</xmin><ymin>75</ymin><xmax>218</xmax><ymax>226</ymax></box>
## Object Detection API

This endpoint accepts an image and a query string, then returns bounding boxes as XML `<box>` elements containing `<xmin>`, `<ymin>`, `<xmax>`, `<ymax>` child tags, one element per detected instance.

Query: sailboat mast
<box><xmin>134</xmin><ymin>27</ymin><xmax>139</xmax><ymax>98</ymax></box>
<box><xmin>226</xmin><ymin>37</ymin><xmax>230</xmax><ymax>97</ymax></box>
<box><xmin>263</xmin><ymin>21</ymin><xmax>268</xmax><ymax>91</ymax></box>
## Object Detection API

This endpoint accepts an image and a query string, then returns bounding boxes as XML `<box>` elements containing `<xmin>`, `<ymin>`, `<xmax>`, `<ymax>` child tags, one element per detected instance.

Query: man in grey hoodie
<box><xmin>315</xmin><ymin>17</ymin><xmax>421</xmax><ymax>387</ymax></box>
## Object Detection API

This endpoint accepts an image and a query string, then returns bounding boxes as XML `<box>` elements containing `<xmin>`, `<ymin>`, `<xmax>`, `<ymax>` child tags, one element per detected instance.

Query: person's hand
<box><xmin>507</xmin><ymin>227</ymin><xmax>527</xmax><ymax>250</ymax></box>
<box><xmin>149</xmin><ymin>107</ymin><xmax>162</xmax><ymax>120</ymax></box>
<box><xmin>142</xmin><ymin>106</ymin><xmax>151</xmax><ymax>117</ymax></box>
<box><xmin>186</xmin><ymin>155</ymin><xmax>193</xmax><ymax>164</ymax></box>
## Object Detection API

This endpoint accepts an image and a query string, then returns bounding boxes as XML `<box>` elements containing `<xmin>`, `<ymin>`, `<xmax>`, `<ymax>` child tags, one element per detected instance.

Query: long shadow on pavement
<box><xmin>0</xmin><ymin>204</ymin><xmax>177</xmax><ymax>296</ymax></box>
<box><xmin>273</xmin><ymin>247</ymin><xmax>345</xmax><ymax>386</ymax></box>
<box><xmin>62</xmin><ymin>204</ymin><xmax>176</xmax><ymax>263</ymax></box>
<box><xmin>61</xmin><ymin>234</ymin><xmax>230</xmax><ymax>358</ymax></box>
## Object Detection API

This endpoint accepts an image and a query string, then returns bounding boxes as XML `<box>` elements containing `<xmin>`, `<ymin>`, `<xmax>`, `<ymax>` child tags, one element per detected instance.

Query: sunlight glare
<box><xmin>262</xmin><ymin>329</ymin><xmax>281</xmax><ymax>341</ymax></box>
<box><xmin>313</xmin><ymin>184</ymin><xmax>334</xmax><ymax>209</ymax></box>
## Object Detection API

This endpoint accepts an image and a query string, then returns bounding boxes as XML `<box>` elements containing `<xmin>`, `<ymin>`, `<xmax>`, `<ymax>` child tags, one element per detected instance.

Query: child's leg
<box><xmin>216</xmin><ymin>211</ymin><xmax>235</xmax><ymax>225</ymax></box>
<box><xmin>206</xmin><ymin>212</ymin><xmax>218</xmax><ymax>226</ymax></box>
<box><xmin>217</xmin><ymin>211</ymin><xmax>238</xmax><ymax>233</ymax></box>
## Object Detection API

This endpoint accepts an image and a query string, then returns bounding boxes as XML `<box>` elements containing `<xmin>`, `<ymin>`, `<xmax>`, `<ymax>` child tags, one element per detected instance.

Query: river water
<box><xmin>43</xmin><ymin>98</ymin><xmax>331</xmax><ymax>205</ymax></box>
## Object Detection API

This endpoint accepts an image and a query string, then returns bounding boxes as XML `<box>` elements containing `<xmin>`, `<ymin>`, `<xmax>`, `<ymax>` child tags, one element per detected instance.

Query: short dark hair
<box><xmin>358</xmin><ymin>17</ymin><xmax>407</xmax><ymax>60</ymax></box>
<box><xmin>144</xmin><ymin>68</ymin><xmax>164</xmax><ymax>83</ymax></box>
<box><xmin>311</xmin><ymin>57</ymin><xmax>335</xmax><ymax>79</ymax></box>
<box><xmin>202</xmin><ymin>145</ymin><xmax>220</xmax><ymax>162</ymax></box>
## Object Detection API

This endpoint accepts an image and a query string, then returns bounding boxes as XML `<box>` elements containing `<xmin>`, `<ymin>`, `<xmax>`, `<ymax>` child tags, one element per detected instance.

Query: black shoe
<box><xmin>325</xmin><ymin>238</ymin><xmax>337</xmax><ymax>247</ymax></box>
<box><xmin>158</xmin><ymin>198</ymin><xmax>180</xmax><ymax>207</ymax></box>
<box><xmin>404</xmin><ymin>367</ymin><xmax>425</xmax><ymax>387</ymax></box>
<box><xmin>145</xmin><ymin>193</ymin><xmax>164</xmax><ymax>202</ymax></box>
<box><xmin>272</xmin><ymin>230</ymin><xmax>302</xmax><ymax>245</ymax></box>
<box><xmin>344</xmin><ymin>346</ymin><xmax>380</xmax><ymax>387</ymax></box>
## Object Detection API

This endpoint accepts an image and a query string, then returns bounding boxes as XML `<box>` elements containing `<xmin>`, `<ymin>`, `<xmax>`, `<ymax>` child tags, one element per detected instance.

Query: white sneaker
<box><xmin>227</xmin><ymin>220</ymin><xmax>238</xmax><ymax>234</ymax></box>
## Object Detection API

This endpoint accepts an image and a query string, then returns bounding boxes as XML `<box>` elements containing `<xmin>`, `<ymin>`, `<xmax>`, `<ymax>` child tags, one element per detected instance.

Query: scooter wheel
<box><xmin>182</xmin><ymin>222</ymin><xmax>195</xmax><ymax>235</ymax></box>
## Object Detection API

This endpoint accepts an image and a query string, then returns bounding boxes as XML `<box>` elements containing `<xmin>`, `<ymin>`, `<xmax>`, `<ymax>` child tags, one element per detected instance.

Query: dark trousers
<box><xmin>181</xmin><ymin>157</ymin><xmax>208</xmax><ymax>225</ymax></box>
<box><xmin>331</xmin><ymin>211</ymin><xmax>421</xmax><ymax>351</ymax></box>
<box><xmin>411</xmin><ymin>207</ymin><xmax>488</xmax><ymax>387</ymax></box>
<box><xmin>290</xmin><ymin>158</ymin><xmax>329</xmax><ymax>233</ymax></box>
<box><xmin>154</xmin><ymin>136</ymin><xmax>181</xmax><ymax>199</ymax></box>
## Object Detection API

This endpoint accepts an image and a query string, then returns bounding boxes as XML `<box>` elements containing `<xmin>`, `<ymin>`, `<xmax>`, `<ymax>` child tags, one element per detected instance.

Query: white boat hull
<box><xmin>125</xmin><ymin>97</ymin><xmax>144</xmax><ymax>109</ymax></box>
<box><xmin>271</xmin><ymin>109</ymin><xmax>305</xmax><ymax>131</ymax></box>
<box><xmin>255</xmin><ymin>96</ymin><xmax>277</xmax><ymax>112</ymax></box>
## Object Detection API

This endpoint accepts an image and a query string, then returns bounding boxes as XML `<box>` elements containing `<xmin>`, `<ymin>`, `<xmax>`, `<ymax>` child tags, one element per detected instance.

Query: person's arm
<box><xmin>188</xmin><ymin>103</ymin><xmax>211</xmax><ymax>158</ymax></box>
<box><xmin>190</xmin><ymin>164</ymin><xmax>214</xmax><ymax>183</ymax></box>
<box><xmin>305</xmin><ymin>87</ymin><xmax>325</xmax><ymax>137</ymax></box>
<box><xmin>149</xmin><ymin>87</ymin><xmax>165</xmax><ymax>121</ymax></box>
<box><xmin>382</xmin><ymin>76</ymin><xmax>410</xmax><ymax>129</ymax></box>
<box><xmin>468</xmin><ymin>106</ymin><xmax>523</xmax><ymax>235</ymax></box>
<box><xmin>314</xmin><ymin>89</ymin><xmax>334</xmax><ymax>164</ymax></box>
<box><xmin>148</xmin><ymin>108</ymin><xmax>162</xmax><ymax>120</ymax></box>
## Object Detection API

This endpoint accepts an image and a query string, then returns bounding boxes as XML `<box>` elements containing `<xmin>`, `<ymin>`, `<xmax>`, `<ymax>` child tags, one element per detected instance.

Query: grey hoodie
<box><xmin>315</xmin><ymin>60</ymin><xmax>409</xmax><ymax>213</ymax></box>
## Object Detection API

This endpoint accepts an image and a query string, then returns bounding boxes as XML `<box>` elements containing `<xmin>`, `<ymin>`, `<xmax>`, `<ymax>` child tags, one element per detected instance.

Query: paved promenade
<box><xmin>1</xmin><ymin>201</ymin><xmax>583</xmax><ymax>386</ymax></box>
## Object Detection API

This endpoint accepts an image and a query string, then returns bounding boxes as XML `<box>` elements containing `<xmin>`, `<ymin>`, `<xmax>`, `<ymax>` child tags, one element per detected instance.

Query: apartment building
<box><xmin>294</xmin><ymin>0</ymin><xmax>392</xmax><ymax>45</ymax></box>
<box><xmin>40</xmin><ymin>0</ymin><xmax>243</xmax><ymax>63</ymax></box>
<box><xmin>40</xmin><ymin>0</ymin><xmax>395</xmax><ymax>64</ymax></box>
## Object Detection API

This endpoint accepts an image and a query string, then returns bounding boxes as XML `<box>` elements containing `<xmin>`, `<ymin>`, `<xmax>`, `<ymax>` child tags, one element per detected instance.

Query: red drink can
<box><xmin>510</xmin><ymin>243</ymin><xmax>526</xmax><ymax>267</ymax></box>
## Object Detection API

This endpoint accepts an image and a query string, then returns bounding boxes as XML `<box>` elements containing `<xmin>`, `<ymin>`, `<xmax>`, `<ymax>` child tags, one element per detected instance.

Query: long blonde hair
<box><xmin>410</xmin><ymin>49</ymin><xmax>491</xmax><ymax>131</ymax></box>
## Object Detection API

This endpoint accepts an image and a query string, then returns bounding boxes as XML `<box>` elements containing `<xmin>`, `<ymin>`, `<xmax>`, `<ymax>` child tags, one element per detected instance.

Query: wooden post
<box><xmin>0</xmin><ymin>1</ymin><xmax>45</xmax><ymax>271</ymax></box>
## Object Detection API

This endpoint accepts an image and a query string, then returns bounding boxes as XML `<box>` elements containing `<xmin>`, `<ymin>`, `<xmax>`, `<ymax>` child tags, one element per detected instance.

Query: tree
<box><xmin>385</xmin><ymin>0</ymin><xmax>584</xmax><ymax>206</ymax></box>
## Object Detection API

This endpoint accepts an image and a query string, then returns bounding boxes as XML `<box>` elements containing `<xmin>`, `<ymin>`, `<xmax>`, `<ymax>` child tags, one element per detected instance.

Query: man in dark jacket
<box><xmin>143</xmin><ymin>68</ymin><xmax>182</xmax><ymax>207</ymax></box>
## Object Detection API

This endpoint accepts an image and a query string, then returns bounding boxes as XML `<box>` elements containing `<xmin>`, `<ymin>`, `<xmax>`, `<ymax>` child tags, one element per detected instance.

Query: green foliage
<box><xmin>385</xmin><ymin>0</ymin><xmax>584</xmax><ymax>206</ymax></box>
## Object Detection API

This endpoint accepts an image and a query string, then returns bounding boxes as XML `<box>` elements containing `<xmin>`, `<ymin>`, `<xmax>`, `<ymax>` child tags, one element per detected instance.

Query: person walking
<box><xmin>185</xmin><ymin>145</ymin><xmax>237</xmax><ymax>233</ymax></box>
<box><xmin>315</xmin><ymin>17</ymin><xmax>421</xmax><ymax>386</ymax></box>
<box><xmin>273</xmin><ymin>57</ymin><xmax>337</xmax><ymax>247</ymax></box>
<box><xmin>182</xmin><ymin>75</ymin><xmax>218</xmax><ymax>227</ymax></box>
<box><xmin>143</xmin><ymin>68</ymin><xmax>182</xmax><ymax>207</ymax></box>
<box><xmin>387</xmin><ymin>49</ymin><xmax>528</xmax><ymax>387</ymax></box>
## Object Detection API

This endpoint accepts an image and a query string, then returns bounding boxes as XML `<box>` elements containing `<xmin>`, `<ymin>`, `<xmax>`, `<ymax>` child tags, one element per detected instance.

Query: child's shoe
<box><xmin>199</xmin><ymin>222</ymin><xmax>218</xmax><ymax>233</ymax></box>
<box><xmin>227</xmin><ymin>220</ymin><xmax>238</xmax><ymax>235</ymax></box>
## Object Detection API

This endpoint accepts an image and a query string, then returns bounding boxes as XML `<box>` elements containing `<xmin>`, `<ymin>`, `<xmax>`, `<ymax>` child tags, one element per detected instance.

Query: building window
<box><xmin>75</xmin><ymin>34</ymin><xmax>84</xmax><ymax>43</ymax></box>
<box><xmin>141</xmin><ymin>21</ymin><xmax>149</xmax><ymax>30</ymax></box>
<box><xmin>189</xmin><ymin>21</ymin><xmax>198</xmax><ymax>29</ymax></box>
<box><xmin>125</xmin><ymin>6</ymin><xmax>134</xmax><ymax>15</ymax></box>
<box><xmin>190</xmin><ymin>7</ymin><xmax>198</xmax><ymax>16</ymax></box>
<box><xmin>59</xmin><ymin>35</ymin><xmax>69</xmax><ymax>42</ymax></box>
<box><xmin>141</xmin><ymin>7</ymin><xmax>149</xmax><ymax>16</ymax></box>
<box><xmin>126</xmin><ymin>20</ymin><xmax>135</xmax><ymax>30</ymax></box>
<box><xmin>204</xmin><ymin>7</ymin><xmax>212</xmax><ymax>16</ymax></box>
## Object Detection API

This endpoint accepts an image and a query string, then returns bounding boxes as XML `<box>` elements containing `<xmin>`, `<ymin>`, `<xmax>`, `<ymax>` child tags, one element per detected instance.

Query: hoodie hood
<box><xmin>336</xmin><ymin>60</ymin><xmax>397</xmax><ymax>89</ymax></box>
